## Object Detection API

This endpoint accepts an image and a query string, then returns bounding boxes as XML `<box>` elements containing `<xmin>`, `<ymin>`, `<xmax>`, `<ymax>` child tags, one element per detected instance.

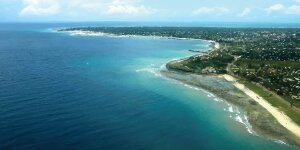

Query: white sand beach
<box><xmin>223</xmin><ymin>74</ymin><xmax>300</xmax><ymax>138</ymax></box>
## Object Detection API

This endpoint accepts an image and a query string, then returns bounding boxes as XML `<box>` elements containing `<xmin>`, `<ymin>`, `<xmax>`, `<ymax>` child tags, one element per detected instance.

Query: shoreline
<box><xmin>223</xmin><ymin>74</ymin><xmax>300</xmax><ymax>138</ymax></box>
<box><xmin>167</xmin><ymin>37</ymin><xmax>300</xmax><ymax>138</ymax></box>
<box><xmin>162</xmin><ymin>39</ymin><xmax>300</xmax><ymax>146</ymax></box>
<box><xmin>57</xmin><ymin>29</ymin><xmax>212</xmax><ymax>43</ymax></box>
<box><xmin>166</xmin><ymin>40</ymin><xmax>219</xmax><ymax>69</ymax></box>
<box><xmin>58</xmin><ymin>28</ymin><xmax>300</xmax><ymax>145</ymax></box>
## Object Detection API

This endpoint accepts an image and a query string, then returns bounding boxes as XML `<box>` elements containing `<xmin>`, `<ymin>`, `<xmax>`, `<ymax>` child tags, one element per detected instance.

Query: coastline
<box><xmin>166</xmin><ymin>40</ymin><xmax>219</xmax><ymax>72</ymax></box>
<box><xmin>57</xmin><ymin>28</ymin><xmax>300</xmax><ymax>146</ymax></box>
<box><xmin>163</xmin><ymin>40</ymin><xmax>300</xmax><ymax>146</ymax></box>
<box><xmin>223</xmin><ymin>74</ymin><xmax>300</xmax><ymax>138</ymax></box>
<box><xmin>57</xmin><ymin>29</ymin><xmax>211</xmax><ymax>42</ymax></box>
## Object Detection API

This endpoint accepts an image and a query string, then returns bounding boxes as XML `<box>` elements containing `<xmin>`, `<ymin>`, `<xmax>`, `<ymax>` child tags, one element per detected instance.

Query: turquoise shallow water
<box><xmin>0</xmin><ymin>23</ymin><xmax>298</xmax><ymax>150</ymax></box>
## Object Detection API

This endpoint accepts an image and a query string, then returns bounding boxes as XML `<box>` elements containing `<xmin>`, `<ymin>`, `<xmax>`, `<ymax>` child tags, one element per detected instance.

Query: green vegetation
<box><xmin>233</xmin><ymin>59</ymin><xmax>300</xmax><ymax>107</ymax></box>
<box><xmin>167</xmin><ymin>49</ymin><xmax>234</xmax><ymax>74</ymax></box>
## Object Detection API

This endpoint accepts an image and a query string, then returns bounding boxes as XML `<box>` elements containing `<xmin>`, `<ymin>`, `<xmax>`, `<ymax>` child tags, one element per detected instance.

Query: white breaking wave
<box><xmin>68</xmin><ymin>30</ymin><xmax>106</xmax><ymax>36</ymax></box>
<box><xmin>228</xmin><ymin>105</ymin><xmax>234</xmax><ymax>113</ymax></box>
<box><xmin>136</xmin><ymin>64</ymin><xmax>202</xmax><ymax>91</ymax></box>
<box><xmin>203</xmin><ymin>91</ymin><xmax>216</xmax><ymax>98</ymax></box>
<box><xmin>274</xmin><ymin>139</ymin><xmax>287</xmax><ymax>145</ymax></box>
<box><xmin>225</xmin><ymin>104</ymin><xmax>240</xmax><ymax>114</ymax></box>
<box><xmin>135</xmin><ymin>64</ymin><xmax>162</xmax><ymax>77</ymax></box>
<box><xmin>213</xmin><ymin>98</ymin><xmax>222</xmax><ymax>102</ymax></box>
<box><xmin>224</xmin><ymin>103</ymin><xmax>256</xmax><ymax>135</ymax></box>
<box><xmin>182</xmin><ymin>83</ymin><xmax>201</xmax><ymax>91</ymax></box>
<box><xmin>234</xmin><ymin>114</ymin><xmax>256</xmax><ymax>135</ymax></box>
<box><xmin>62</xmin><ymin>30</ymin><xmax>128</xmax><ymax>38</ymax></box>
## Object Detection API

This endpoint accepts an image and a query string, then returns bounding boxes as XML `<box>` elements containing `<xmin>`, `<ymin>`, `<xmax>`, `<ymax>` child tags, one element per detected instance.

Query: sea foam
<box><xmin>135</xmin><ymin>64</ymin><xmax>162</xmax><ymax>77</ymax></box>
<box><xmin>235</xmin><ymin>113</ymin><xmax>256</xmax><ymax>135</ymax></box>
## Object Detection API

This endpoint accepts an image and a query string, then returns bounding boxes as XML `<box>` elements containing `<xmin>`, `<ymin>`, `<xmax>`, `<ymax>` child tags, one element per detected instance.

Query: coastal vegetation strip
<box><xmin>241</xmin><ymin>79</ymin><xmax>300</xmax><ymax>126</ymax></box>
<box><xmin>224</xmin><ymin>74</ymin><xmax>300</xmax><ymax>138</ymax></box>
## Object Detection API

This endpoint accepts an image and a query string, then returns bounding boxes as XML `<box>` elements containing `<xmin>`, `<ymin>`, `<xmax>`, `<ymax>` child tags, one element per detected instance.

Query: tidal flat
<box><xmin>161</xmin><ymin>69</ymin><xmax>300</xmax><ymax>146</ymax></box>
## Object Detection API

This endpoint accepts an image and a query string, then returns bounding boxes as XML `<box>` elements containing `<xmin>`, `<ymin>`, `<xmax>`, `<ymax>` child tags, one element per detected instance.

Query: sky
<box><xmin>1</xmin><ymin>0</ymin><xmax>300</xmax><ymax>22</ymax></box>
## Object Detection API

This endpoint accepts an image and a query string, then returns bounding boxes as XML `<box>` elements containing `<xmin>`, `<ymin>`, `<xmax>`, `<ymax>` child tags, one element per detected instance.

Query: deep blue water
<box><xmin>0</xmin><ymin>23</ymin><xmax>298</xmax><ymax>150</ymax></box>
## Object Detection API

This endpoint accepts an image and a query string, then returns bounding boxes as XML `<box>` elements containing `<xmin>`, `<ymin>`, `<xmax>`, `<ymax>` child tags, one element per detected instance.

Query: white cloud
<box><xmin>193</xmin><ymin>7</ymin><xmax>229</xmax><ymax>16</ymax></box>
<box><xmin>266</xmin><ymin>4</ymin><xmax>285</xmax><ymax>15</ymax></box>
<box><xmin>64</xmin><ymin>0</ymin><xmax>104</xmax><ymax>16</ymax></box>
<box><xmin>107</xmin><ymin>5</ymin><xmax>155</xmax><ymax>15</ymax></box>
<box><xmin>106</xmin><ymin>0</ymin><xmax>156</xmax><ymax>15</ymax></box>
<box><xmin>286</xmin><ymin>5</ymin><xmax>300</xmax><ymax>14</ymax></box>
<box><xmin>20</xmin><ymin>0</ymin><xmax>60</xmax><ymax>16</ymax></box>
<box><xmin>293</xmin><ymin>0</ymin><xmax>300</xmax><ymax>3</ymax></box>
<box><xmin>68</xmin><ymin>0</ymin><xmax>103</xmax><ymax>10</ymax></box>
<box><xmin>19</xmin><ymin>0</ymin><xmax>157</xmax><ymax>17</ymax></box>
<box><xmin>266</xmin><ymin>3</ymin><xmax>300</xmax><ymax>15</ymax></box>
<box><xmin>238</xmin><ymin>8</ymin><xmax>251</xmax><ymax>17</ymax></box>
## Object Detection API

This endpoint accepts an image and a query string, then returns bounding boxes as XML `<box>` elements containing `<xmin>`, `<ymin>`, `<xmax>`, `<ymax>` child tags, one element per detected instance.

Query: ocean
<box><xmin>0</xmin><ymin>23</ymin><xmax>297</xmax><ymax>150</ymax></box>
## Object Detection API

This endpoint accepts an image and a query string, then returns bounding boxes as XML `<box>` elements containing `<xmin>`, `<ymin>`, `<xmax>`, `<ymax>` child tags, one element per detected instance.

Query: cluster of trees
<box><xmin>233</xmin><ymin>59</ymin><xmax>300</xmax><ymax>102</ymax></box>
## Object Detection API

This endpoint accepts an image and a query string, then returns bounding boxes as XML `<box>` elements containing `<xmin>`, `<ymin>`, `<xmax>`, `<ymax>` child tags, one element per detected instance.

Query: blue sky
<box><xmin>1</xmin><ymin>0</ymin><xmax>300</xmax><ymax>22</ymax></box>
